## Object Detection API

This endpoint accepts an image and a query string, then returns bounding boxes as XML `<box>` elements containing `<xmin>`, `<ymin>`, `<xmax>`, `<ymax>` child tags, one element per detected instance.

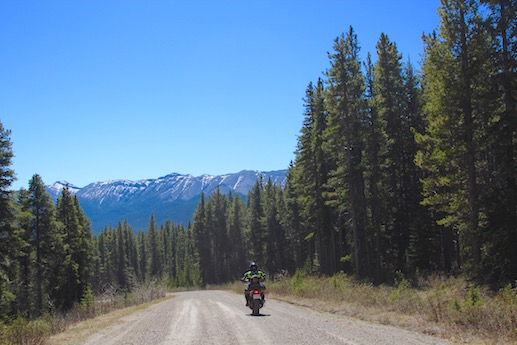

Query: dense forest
<box><xmin>0</xmin><ymin>0</ymin><xmax>516</xmax><ymax>322</ymax></box>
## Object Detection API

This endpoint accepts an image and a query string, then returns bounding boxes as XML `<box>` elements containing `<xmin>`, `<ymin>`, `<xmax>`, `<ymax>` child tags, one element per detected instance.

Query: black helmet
<box><xmin>249</xmin><ymin>262</ymin><xmax>258</xmax><ymax>270</ymax></box>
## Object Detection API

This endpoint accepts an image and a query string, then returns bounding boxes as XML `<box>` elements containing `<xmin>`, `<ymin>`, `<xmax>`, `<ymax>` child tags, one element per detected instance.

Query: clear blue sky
<box><xmin>1</xmin><ymin>0</ymin><xmax>441</xmax><ymax>190</ymax></box>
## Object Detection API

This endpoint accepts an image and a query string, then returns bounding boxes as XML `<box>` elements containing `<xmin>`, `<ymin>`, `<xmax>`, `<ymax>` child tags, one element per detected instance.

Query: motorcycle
<box><xmin>244</xmin><ymin>274</ymin><xmax>265</xmax><ymax>315</ymax></box>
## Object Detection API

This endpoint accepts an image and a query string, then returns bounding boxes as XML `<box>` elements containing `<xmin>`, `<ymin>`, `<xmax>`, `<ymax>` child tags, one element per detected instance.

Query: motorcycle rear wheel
<box><xmin>252</xmin><ymin>299</ymin><xmax>260</xmax><ymax>315</ymax></box>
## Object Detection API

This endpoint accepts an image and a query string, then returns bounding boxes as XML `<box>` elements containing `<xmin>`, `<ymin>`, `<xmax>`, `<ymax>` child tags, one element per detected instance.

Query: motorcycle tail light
<box><xmin>254</xmin><ymin>289</ymin><xmax>259</xmax><ymax>294</ymax></box>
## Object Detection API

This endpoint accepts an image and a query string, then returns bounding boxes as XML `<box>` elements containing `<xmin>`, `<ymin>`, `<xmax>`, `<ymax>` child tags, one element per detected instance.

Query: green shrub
<box><xmin>80</xmin><ymin>286</ymin><xmax>95</xmax><ymax>316</ymax></box>
<box><xmin>290</xmin><ymin>270</ymin><xmax>316</xmax><ymax>296</ymax></box>
<box><xmin>464</xmin><ymin>285</ymin><xmax>482</xmax><ymax>307</ymax></box>
<box><xmin>1</xmin><ymin>315</ymin><xmax>50</xmax><ymax>345</ymax></box>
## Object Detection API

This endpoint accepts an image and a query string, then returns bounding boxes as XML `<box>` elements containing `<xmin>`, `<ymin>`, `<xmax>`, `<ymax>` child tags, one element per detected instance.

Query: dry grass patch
<box><xmin>47</xmin><ymin>295</ymin><xmax>174</xmax><ymax>345</ymax></box>
<box><xmin>0</xmin><ymin>284</ymin><xmax>169</xmax><ymax>345</ymax></box>
<box><xmin>232</xmin><ymin>271</ymin><xmax>517</xmax><ymax>344</ymax></box>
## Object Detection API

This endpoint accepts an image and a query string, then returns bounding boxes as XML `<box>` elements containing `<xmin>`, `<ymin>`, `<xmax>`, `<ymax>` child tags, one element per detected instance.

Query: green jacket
<box><xmin>242</xmin><ymin>269</ymin><xmax>266</xmax><ymax>281</ymax></box>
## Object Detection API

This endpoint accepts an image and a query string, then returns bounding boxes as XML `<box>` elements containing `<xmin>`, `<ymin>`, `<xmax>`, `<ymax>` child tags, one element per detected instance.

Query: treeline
<box><xmin>94</xmin><ymin>181</ymin><xmax>298</xmax><ymax>289</ymax></box>
<box><xmin>287</xmin><ymin>0</ymin><xmax>517</xmax><ymax>286</ymax></box>
<box><xmin>0</xmin><ymin>166</ymin><xmax>202</xmax><ymax>321</ymax></box>
<box><xmin>92</xmin><ymin>215</ymin><xmax>200</xmax><ymax>291</ymax></box>
<box><xmin>189</xmin><ymin>0</ymin><xmax>517</xmax><ymax>287</ymax></box>
<box><xmin>192</xmin><ymin>181</ymin><xmax>291</xmax><ymax>285</ymax></box>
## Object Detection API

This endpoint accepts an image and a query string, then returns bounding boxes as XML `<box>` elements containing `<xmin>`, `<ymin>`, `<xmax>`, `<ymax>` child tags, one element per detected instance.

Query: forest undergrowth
<box><xmin>229</xmin><ymin>272</ymin><xmax>517</xmax><ymax>344</ymax></box>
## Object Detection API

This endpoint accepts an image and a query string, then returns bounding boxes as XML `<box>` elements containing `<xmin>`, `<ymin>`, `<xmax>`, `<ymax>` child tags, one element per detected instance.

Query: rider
<box><xmin>241</xmin><ymin>262</ymin><xmax>266</xmax><ymax>306</ymax></box>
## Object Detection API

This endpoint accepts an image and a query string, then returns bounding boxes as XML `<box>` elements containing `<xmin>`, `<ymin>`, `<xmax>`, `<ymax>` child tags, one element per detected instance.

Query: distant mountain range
<box><xmin>46</xmin><ymin>170</ymin><xmax>287</xmax><ymax>233</ymax></box>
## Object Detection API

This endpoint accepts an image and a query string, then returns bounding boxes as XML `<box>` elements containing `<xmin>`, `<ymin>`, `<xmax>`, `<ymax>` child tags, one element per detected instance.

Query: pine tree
<box><xmin>274</xmin><ymin>186</ymin><xmax>289</xmax><ymax>274</ymax></box>
<box><xmin>325</xmin><ymin>27</ymin><xmax>369</xmax><ymax>278</ymax></box>
<box><xmin>372</xmin><ymin>33</ymin><xmax>428</xmax><ymax>275</ymax></box>
<box><xmin>73</xmin><ymin>195</ymin><xmax>93</xmax><ymax>300</ymax></box>
<box><xmin>373</xmin><ymin>33</ymin><xmax>407</xmax><ymax>272</ymax></box>
<box><xmin>0</xmin><ymin>121</ymin><xmax>17</xmax><ymax>319</ymax></box>
<box><xmin>54</xmin><ymin>185</ymin><xmax>88</xmax><ymax>310</ymax></box>
<box><xmin>137</xmin><ymin>230</ymin><xmax>147</xmax><ymax>281</ymax></box>
<box><xmin>94</xmin><ymin>227</ymin><xmax>109</xmax><ymax>290</ymax></box>
<box><xmin>180</xmin><ymin>223</ymin><xmax>201</xmax><ymax>287</ymax></box>
<box><xmin>207</xmin><ymin>187</ymin><xmax>228</xmax><ymax>282</ymax></box>
<box><xmin>227</xmin><ymin>194</ymin><xmax>245</xmax><ymax>279</ymax></box>
<box><xmin>192</xmin><ymin>193</ymin><xmax>209</xmax><ymax>286</ymax></box>
<box><xmin>479</xmin><ymin>0</ymin><xmax>517</xmax><ymax>286</ymax></box>
<box><xmin>12</xmin><ymin>189</ymin><xmax>33</xmax><ymax>317</ymax></box>
<box><xmin>418</xmin><ymin>0</ymin><xmax>493</xmax><ymax>275</ymax></box>
<box><xmin>292</xmin><ymin>79</ymin><xmax>336</xmax><ymax>274</ymax></box>
<box><xmin>115</xmin><ymin>222</ymin><xmax>129</xmax><ymax>288</ymax></box>
<box><xmin>247</xmin><ymin>178</ymin><xmax>264</xmax><ymax>263</ymax></box>
<box><xmin>402</xmin><ymin>62</ymin><xmax>441</xmax><ymax>273</ymax></box>
<box><xmin>282</xmin><ymin>162</ymin><xmax>305</xmax><ymax>273</ymax></box>
<box><xmin>291</xmin><ymin>82</ymin><xmax>318</xmax><ymax>269</ymax></box>
<box><xmin>106</xmin><ymin>226</ymin><xmax>116</xmax><ymax>286</ymax></box>
<box><xmin>123</xmin><ymin>219</ymin><xmax>138</xmax><ymax>286</ymax></box>
<box><xmin>311</xmin><ymin>80</ymin><xmax>336</xmax><ymax>275</ymax></box>
<box><xmin>363</xmin><ymin>52</ymin><xmax>389</xmax><ymax>282</ymax></box>
<box><xmin>161</xmin><ymin>220</ymin><xmax>176</xmax><ymax>285</ymax></box>
<box><xmin>146</xmin><ymin>213</ymin><xmax>161</xmax><ymax>279</ymax></box>
<box><xmin>27</xmin><ymin>174</ymin><xmax>59</xmax><ymax>315</ymax></box>
<box><xmin>262</xmin><ymin>179</ymin><xmax>285</xmax><ymax>277</ymax></box>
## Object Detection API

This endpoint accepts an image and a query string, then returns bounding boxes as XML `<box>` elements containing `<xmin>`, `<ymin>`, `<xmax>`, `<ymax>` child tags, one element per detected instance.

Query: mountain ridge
<box><xmin>47</xmin><ymin>169</ymin><xmax>288</xmax><ymax>233</ymax></box>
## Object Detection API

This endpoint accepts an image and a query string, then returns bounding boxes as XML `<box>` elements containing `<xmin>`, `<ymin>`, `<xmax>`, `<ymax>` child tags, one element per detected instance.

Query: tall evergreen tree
<box><xmin>311</xmin><ymin>80</ymin><xmax>338</xmax><ymax>275</ymax></box>
<box><xmin>54</xmin><ymin>185</ymin><xmax>91</xmax><ymax>310</ymax></box>
<box><xmin>373</xmin><ymin>33</ymin><xmax>407</xmax><ymax>272</ymax></box>
<box><xmin>227</xmin><ymin>194</ymin><xmax>245</xmax><ymax>279</ymax></box>
<box><xmin>115</xmin><ymin>221</ymin><xmax>129</xmax><ymax>288</ymax></box>
<box><xmin>292</xmin><ymin>79</ymin><xmax>336</xmax><ymax>274</ymax></box>
<box><xmin>291</xmin><ymin>82</ymin><xmax>319</xmax><ymax>269</ymax></box>
<box><xmin>325</xmin><ymin>27</ymin><xmax>369</xmax><ymax>278</ymax></box>
<box><xmin>161</xmin><ymin>220</ymin><xmax>176</xmax><ymax>285</ymax></box>
<box><xmin>401</xmin><ymin>62</ymin><xmax>441</xmax><ymax>273</ymax></box>
<box><xmin>73</xmin><ymin>195</ymin><xmax>93</xmax><ymax>298</ymax></box>
<box><xmin>27</xmin><ymin>174</ymin><xmax>59</xmax><ymax>315</ymax></box>
<box><xmin>0</xmin><ymin>122</ymin><xmax>17</xmax><ymax>320</ymax></box>
<box><xmin>123</xmin><ymin>219</ymin><xmax>138</xmax><ymax>285</ymax></box>
<box><xmin>146</xmin><ymin>213</ymin><xmax>161</xmax><ymax>279</ymax></box>
<box><xmin>137</xmin><ymin>230</ymin><xmax>147</xmax><ymax>281</ymax></box>
<box><xmin>418</xmin><ymin>0</ymin><xmax>494</xmax><ymax>275</ymax></box>
<box><xmin>282</xmin><ymin>162</ymin><xmax>305</xmax><ymax>273</ymax></box>
<box><xmin>207</xmin><ymin>187</ymin><xmax>228</xmax><ymax>282</ymax></box>
<box><xmin>363</xmin><ymin>52</ymin><xmax>388</xmax><ymax>282</ymax></box>
<box><xmin>373</xmin><ymin>34</ymin><xmax>428</xmax><ymax>275</ymax></box>
<box><xmin>479</xmin><ymin>0</ymin><xmax>517</xmax><ymax>285</ymax></box>
<box><xmin>192</xmin><ymin>193</ymin><xmax>209</xmax><ymax>286</ymax></box>
<box><xmin>180</xmin><ymin>223</ymin><xmax>201</xmax><ymax>287</ymax></box>
<box><xmin>262</xmin><ymin>179</ymin><xmax>285</xmax><ymax>277</ymax></box>
<box><xmin>12</xmin><ymin>189</ymin><xmax>33</xmax><ymax>317</ymax></box>
<box><xmin>247</xmin><ymin>178</ymin><xmax>264</xmax><ymax>262</ymax></box>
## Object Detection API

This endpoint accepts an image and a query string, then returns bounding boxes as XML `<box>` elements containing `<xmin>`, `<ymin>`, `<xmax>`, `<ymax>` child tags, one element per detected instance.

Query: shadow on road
<box><xmin>247</xmin><ymin>313</ymin><xmax>271</xmax><ymax>317</ymax></box>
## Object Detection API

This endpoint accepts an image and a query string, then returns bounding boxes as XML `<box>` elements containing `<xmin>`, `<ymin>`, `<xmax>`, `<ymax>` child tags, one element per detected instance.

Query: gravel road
<box><xmin>76</xmin><ymin>290</ymin><xmax>449</xmax><ymax>345</ymax></box>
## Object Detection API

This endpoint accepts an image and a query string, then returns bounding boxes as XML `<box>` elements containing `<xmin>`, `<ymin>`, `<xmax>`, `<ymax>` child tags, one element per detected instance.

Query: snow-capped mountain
<box><xmin>47</xmin><ymin>170</ymin><xmax>287</xmax><ymax>233</ymax></box>
<box><xmin>47</xmin><ymin>180</ymin><xmax>81</xmax><ymax>195</ymax></box>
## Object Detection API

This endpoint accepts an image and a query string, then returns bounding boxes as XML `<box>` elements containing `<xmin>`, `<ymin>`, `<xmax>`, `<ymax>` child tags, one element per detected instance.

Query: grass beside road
<box><xmin>45</xmin><ymin>295</ymin><xmax>174</xmax><ymax>345</ymax></box>
<box><xmin>229</xmin><ymin>271</ymin><xmax>517</xmax><ymax>344</ymax></box>
<box><xmin>0</xmin><ymin>283</ymin><xmax>167</xmax><ymax>345</ymax></box>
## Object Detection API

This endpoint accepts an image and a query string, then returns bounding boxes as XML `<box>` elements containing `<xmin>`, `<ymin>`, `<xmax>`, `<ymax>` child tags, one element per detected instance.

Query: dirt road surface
<box><xmin>61</xmin><ymin>290</ymin><xmax>449</xmax><ymax>345</ymax></box>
